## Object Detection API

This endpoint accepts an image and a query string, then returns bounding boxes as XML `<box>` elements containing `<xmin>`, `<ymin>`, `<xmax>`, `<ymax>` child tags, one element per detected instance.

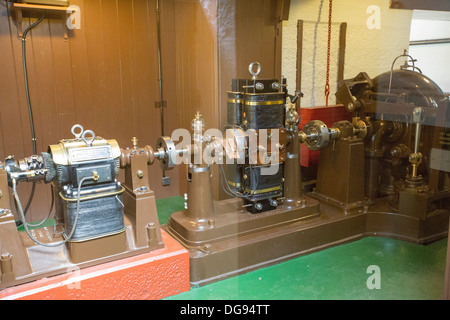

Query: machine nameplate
<box><xmin>69</xmin><ymin>145</ymin><xmax>112</xmax><ymax>163</ymax></box>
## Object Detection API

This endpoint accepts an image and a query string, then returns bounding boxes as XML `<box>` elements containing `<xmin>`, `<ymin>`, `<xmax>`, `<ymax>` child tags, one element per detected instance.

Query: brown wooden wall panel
<box><xmin>171</xmin><ymin>0</ymin><xmax>219</xmax><ymax>198</ymax></box>
<box><xmin>234</xmin><ymin>0</ymin><xmax>279</xmax><ymax>79</ymax></box>
<box><xmin>0</xmin><ymin>0</ymin><xmax>282</xmax><ymax>220</ymax></box>
<box><xmin>173</xmin><ymin>0</ymin><xmax>219</xmax><ymax>131</ymax></box>
<box><xmin>50</xmin><ymin>17</ymin><xmax>77</xmax><ymax>133</ymax></box>
<box><xmin>0</xmin><ymin>0</ymin><xmax>186</xmax><ymax>221</ymax></box>
<box><xmin>217</xmin><ymin>0</ymin><xmax>281</xmax><ymax>129</ymax></box>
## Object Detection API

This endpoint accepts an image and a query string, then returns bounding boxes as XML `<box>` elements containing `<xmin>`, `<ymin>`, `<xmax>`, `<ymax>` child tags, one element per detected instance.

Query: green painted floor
<box><xmin>156</xmin><ymin>196</ymin><xmax>449</xmax><ymax>300</ymax></box>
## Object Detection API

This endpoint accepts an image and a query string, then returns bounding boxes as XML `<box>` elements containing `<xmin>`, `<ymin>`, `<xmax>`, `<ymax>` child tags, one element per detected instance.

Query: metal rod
<box><xmin>388</xmin><ymin>50</ymin><xmax>415</xmax><ymax>94</ymax></box>
<box><xmin>155</xmin><ymin>0</ymin><xmax>169</xmax><ymax>183</ymax></box>
<box><xmin>156</xmin><ymin>0</ymin><xmax>164</xmax><ymax>136</ymax></box>
<box><xmin>296</xmin><ymin>20</ymin><xmax>303</xmax><ymax>109</ymax></box>
<box><xmin>414</xmin><ymin>123</ymin><xmax>421</xmax><ymax>154</ymax></box>
<box><xmin>409</xmin><ymin>38</ymin><xmax>450</xmax><ymax>46</ymax></box>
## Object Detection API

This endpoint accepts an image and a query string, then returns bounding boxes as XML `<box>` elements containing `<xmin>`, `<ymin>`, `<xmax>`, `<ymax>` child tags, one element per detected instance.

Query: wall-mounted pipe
<box><xmin>22</xmin><ymin>13</ymin><xmax>45</xmax><ymax>155</ymax></box>
<box><xmin>19</xmin><ymin>13</ymin><xmax>46</xmax><ymax>223</ymax></box>
<box><xmin>410</xmin><ymin>38</ymin><xmax>450</xmax><ymax>46</ymax></box>
<box><xmin>156</xmin><ymin>0</ymin><xmax>164</xmax><ymax>137</ymax></box>
<box><xmin>155</xmin><ymin>0</ymin><xmax>170</xmax><ymax>185</ymax></box>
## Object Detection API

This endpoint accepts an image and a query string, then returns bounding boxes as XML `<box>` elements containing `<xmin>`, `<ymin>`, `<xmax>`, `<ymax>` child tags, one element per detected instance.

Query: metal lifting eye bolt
<box><xmin>71</xmin><ymin>124</ymin><xmax>84</xmax><ymax>139</ymax></box>
<box><xmin>249</xmin><ymin>62</ymin><xmax>261</xmax><ymax>80</ymax></box>
<box><xmin>82</xmin><ymin>130</ymin><xmax>96</xmax><ymax>147</ymax></box>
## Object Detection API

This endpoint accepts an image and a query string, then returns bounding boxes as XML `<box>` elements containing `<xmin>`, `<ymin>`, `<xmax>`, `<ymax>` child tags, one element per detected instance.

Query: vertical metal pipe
<box><xmin>414</xmin><ymin>123</ymin><xmax>421</xmax><ymax>154</ymax></box>
<box><xmin>156</xmin><ymin>0</ymin><xmax>164</xmax><ymax>136</ymax></box>
<box><xmin>365</xmin><ymin>156</ymin><xmax>380</xmax><ymax>202</ymax></box>
<box><xmin>411</xmin><ymin>122</ymin><xmax>421</xmax><ymax>178</ymax></box>
<box><xmin>22</xmin><ymin>14</ymin><xmax>45</xmax><ymax>154</ymax></box>
<box><xmin>155</xmin><ymin>0</ymin><xmax>170</xmax><ymax>184</ymax></box>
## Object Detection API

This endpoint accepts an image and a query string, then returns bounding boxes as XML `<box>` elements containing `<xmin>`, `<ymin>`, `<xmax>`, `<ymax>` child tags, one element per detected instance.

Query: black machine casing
<box><xmin>225</xmin><ymin>77</ymin><xmax>287</xmax><ymax>213</ymax></box>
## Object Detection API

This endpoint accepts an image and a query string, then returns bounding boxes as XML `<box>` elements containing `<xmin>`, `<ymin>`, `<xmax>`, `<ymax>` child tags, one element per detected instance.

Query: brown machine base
<box><xmin>0</xmin><ymin>139</ymin><xmax>167</xmax><ymax>290</ymax></box>
<box><xmin>0</xmin><ymin>215</ymin><xmax>164</xmax><ymax>289</ymax></box>
<box><xmin>164</xmin><ymin>196</ymin><xmax>449</xmax><ymax>287</ymax></box>
<box><xmin>0</xmin><ymin>187</ymin><xmax>165</xmax><ymax>290</ymax></box>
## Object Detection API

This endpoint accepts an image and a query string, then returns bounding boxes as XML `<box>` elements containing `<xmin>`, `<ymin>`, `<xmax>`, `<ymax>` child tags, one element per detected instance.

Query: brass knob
<box><xmin>131</xmin><ymin>137</ymin><xmax>138</xmax><ymax>148</ymax></box>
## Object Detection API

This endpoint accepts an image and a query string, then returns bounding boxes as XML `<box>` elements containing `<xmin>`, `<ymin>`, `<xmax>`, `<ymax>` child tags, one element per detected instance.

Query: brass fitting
<box><xmin>131</xmin><ymin>137</ymin><xmax>138</xmax><ymax>149</ymax></box>
<box><xmin>352</xmin><ymin>117</ymin><xmax>368</xmax><ymax>140</ymax></box>
<box><xmin>409</xmin><ymin>152</ymin><xmax>422</xmax><ymax>178</ymax></box>
<box><xmin>298</xmin><ymin>131</ymin><xmax>307</xmax><ymax>144</ymax></box>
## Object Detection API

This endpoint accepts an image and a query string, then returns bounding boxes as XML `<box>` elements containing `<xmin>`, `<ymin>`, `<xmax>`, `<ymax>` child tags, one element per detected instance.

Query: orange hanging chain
<box><xmin>324</xmin><ymin>0</ymin><xmax>333</xmax><ymax>106</ymax></box>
